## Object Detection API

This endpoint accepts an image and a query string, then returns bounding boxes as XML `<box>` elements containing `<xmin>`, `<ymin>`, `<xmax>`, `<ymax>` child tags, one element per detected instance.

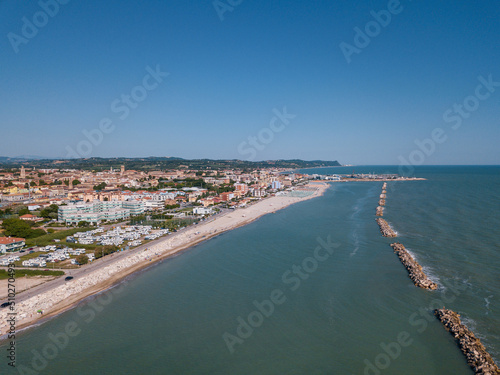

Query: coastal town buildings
<box><xmin>58</xmin><ymin>200</ymin><xmax>145</xmax><ymax>225</ymax></box>
<box><xmin>0</xmin><ymin>237</ymin><xmax>26</xmax><ymax>254</ymax></box>
<box><xmin>1</xmin><ymin>165</ymin><xmax>302</xmax><ymax>227</ymax></box>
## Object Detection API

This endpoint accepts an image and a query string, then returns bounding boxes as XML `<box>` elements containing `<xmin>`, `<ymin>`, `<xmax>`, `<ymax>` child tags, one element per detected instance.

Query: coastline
<box><xmin>0</xmin><ymin>182</ymin><xmax>329</xmax><ymax>339</ymax></box>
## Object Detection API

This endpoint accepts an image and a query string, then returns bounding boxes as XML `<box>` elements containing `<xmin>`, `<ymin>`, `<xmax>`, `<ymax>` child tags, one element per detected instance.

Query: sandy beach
<box><xmin>0</xmin><ymin>182</ymin><xmax>328</xmax><ymax>338</ymax></box>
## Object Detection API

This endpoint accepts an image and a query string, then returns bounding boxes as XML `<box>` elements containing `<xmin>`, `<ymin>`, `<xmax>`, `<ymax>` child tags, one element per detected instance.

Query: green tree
<box><xmin>40</xmin><ymin>204</ymin><xmax>58</xmax><ymax>218</ymax></box>
<box><xmin>94</xmin><ymin>245</ymin><xmax>119</xmax><ymax>259</ymax></box>
<box><xmin>1</xmin><ymin>218</ymin><xmax>45</xmax><ymax>239</ymax></box>
<box><xmin>75</xmin><ymin>254</ymin><xmax>89</xmax><ymax>265</ymax></box>
<box><xmin>72</xmin><ymin>179</ymin><xmax>81</xmax><ymax>186</ymax></box>
<box><xmin>93</xmin><ymin>182</ymin><xmax>107</xmax><ymax>190</ymax></box>
<box><xmin>165</xmin><ymin>204</ymin><xmax>180</xmax><ymax>209</ymax></box>
<box><xmin>18</xmin><ymin>207</ymin><xmax>30</xmax><ymax>216</ymax></box>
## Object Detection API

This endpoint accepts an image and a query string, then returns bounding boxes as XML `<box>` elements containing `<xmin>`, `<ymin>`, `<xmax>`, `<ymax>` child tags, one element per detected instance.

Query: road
<box><xmin>0</xmin><ymin>209</ymin><xmax>233</xmax><ymax>306</ymax></box>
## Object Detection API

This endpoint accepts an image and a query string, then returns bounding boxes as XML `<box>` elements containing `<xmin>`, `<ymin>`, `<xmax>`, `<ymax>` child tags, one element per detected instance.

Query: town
<box><xmin>0</xmin><ymin>164</ymin><xmax>317</xmax><ymax>270</ymax></box>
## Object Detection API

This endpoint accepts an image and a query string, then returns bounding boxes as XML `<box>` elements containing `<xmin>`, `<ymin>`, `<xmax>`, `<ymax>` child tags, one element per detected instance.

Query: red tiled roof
<box><xmin>0</xmin><ymin>237</ymin><xmax>25</xmax><ymax>245</ymax></box>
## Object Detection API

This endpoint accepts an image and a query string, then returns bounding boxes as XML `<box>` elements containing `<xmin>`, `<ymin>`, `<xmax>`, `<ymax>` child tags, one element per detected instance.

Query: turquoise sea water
<box><xmin>2</xmin><ymin>166</ymin><xmax>499</xmax><ymax>374</ymax></box>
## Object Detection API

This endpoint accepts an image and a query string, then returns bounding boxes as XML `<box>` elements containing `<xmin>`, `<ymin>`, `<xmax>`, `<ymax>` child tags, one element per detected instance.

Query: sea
<box><xmin>1</xmin><ymin>166</ymin><xmax>499</xmax><ymax>374</ymax></box>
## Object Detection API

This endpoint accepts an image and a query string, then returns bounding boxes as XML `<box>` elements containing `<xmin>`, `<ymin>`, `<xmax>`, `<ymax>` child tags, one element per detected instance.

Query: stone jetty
<box><xmin>376</xmin><ymin>218</ymin><xmax>397</xmax><ymax>237</ymax></box>
<box><xmin>379</xmin><ymin>183</ymin><xmax>387</xmax><ymax>206</ymax></box>
<box><xmin>434</xmin><ymin>308</ymin><xmax>500</xmax><ymax>374</ymax></box>
<box><xmin>390</xmin><ymin>243</ymin><xmax>437</xmax><ymax>290</ymax></box>
<box><xmin>376</xmin><ymin>206</ymin><xmax>384</xmax><ymax>216</ymax></box>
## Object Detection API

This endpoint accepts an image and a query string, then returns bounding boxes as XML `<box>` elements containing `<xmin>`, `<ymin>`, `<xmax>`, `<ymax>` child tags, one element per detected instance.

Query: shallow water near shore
<box><xmin>1</xmin><ymin>166</ymin><xmax>499</xmax><ymax>374</ymax></box>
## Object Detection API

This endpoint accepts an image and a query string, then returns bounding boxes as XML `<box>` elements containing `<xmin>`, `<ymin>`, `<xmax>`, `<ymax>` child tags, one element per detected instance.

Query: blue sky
<box><xmin>0</xmin><ymin>0</ymin><xmax>499</xmax><ymax>164</ymax></box>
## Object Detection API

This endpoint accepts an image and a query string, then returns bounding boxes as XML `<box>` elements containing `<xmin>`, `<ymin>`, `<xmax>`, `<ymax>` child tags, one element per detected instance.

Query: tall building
<box><xmin>20</xmin><ymin>166</ymin><xmax>26</xmax><ymax>179</ymax></box>
<box><xmin>234</xmin><ymin>183</ymin><xmax>249</xmax><ymax>194</ymax></box>
<box><xmin>121</xmin><ymin>165</ymin><xmax>125</xmax><ymax>175</ymax></box>
<box><xmin>58</xmin><ymin>200</ymin><xmax>144</xmax><ymax>225</ymax></box>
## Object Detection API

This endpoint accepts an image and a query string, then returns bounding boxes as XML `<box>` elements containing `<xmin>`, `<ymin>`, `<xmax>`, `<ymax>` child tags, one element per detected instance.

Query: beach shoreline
<box><xmin>0</xmin><ymin>182</ymin><xmax>329</xmax><ymax>340</ymax></box>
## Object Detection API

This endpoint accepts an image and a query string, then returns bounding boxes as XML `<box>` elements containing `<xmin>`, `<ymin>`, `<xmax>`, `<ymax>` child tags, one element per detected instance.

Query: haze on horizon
<box><xmin>1</xmin><ymin>0</ymin><xmax>499</xmax><ymax>165</ymax></box>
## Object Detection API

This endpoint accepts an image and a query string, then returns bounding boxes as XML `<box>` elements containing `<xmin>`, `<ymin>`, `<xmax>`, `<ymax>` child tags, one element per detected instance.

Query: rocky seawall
<box><xmin>390</xmin><ymin>243</ymin><xmax>437</xmax><ymax>290</ymax></box>
<box><xmin>376</xmin><ymin>206</ymin><xmax>384</xmax><ymax>216</ymax></box>
<box><xmin>434</xmin><ymin>309</ymin><xmax>500</xmax><ymax>374</ymax></box>
<box><xmin>378</xmin><ymin>182</ymin><xmax>387</xmax><ymax>207</ymax></box>
<box><xmin>376</xmin><ymin>218</ymin><xmax>397</xmax><ymax>237</ymax></box>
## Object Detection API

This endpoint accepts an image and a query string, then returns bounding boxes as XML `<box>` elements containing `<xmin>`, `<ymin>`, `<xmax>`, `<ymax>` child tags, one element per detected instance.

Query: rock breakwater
<box><xmin>434</xmin><ymin>308</ymin><xmax>500</xmax><ymax>374</ymax></box>
<box><xmin>390</xmin><ymin>243</ymin><xmax>437</xmax><ymax>290</ymax></box>
<box><xmin>376</xmin><ymin>218</ymin><xmax>397</xmax><ymax>237</ymax></box>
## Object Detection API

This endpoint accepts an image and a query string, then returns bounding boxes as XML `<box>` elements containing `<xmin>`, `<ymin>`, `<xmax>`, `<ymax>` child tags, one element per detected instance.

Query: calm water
<box><xmin>2</xmin><ymin>166</ymin><xmax>499</xmax><ymax>374</ymax></box>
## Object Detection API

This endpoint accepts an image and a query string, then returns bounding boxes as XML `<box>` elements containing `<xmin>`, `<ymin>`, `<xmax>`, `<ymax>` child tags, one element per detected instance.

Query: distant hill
<box><xmin>0</xmin><ymin>157</ymin><xmax>341</xmax><ymax>171</ymax></box>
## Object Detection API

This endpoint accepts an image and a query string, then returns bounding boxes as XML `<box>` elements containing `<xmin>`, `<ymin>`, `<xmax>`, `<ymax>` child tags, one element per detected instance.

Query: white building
<box><xmin>0</xmin><ymin>237</ymin><xmax>25</xmax><ymax>254</ymax></box>
<box><xmin>58</xmin><ymin>200</ymin><xmax>144</xmax><ymax>225</ymax></box>
<box><xmin>193</xmin><ymin>207</ymin><xmax>213</xmax><ymax>215</ymax></box>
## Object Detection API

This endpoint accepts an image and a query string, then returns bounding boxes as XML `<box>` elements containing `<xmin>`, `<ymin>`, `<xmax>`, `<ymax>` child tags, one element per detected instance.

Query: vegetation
<box><xmin>75</xmin><ymin>254</ymin><xmax>88</xmax><ymax>265</ymax></box>
<box><xmin>93</xmin><ymin>182</ymin><xmax>107</xmax><ymax>190</ymax></box>
<box><xmin>40</xmin><ymin>204</ymin><xmax>59</xmax><ymax>219</ymax></box>
<box><xmin>94</xmin><ymin>245</ymin><xmax>119</xmax><ymax>260</ymax></box>
<box><xmin>18</xmin><ymin>206</ymin><xmax>30</xmax><ymax>216</ymax></box>
<box><xmin>130</xmin><ymin>216</ymin><xmax>198</xmax><ymax>229</ymax></box>
<box><xmin>164</xmin><ymin>204</ymin><xmax>180</xmax><ymax>209</ymax></box>
<box><xmin>0</xmin><ymin>208</ymin><xmax>13</xmax><ymax>217</ymax></box>
<box><xmin>0</xmin><ymin>269</ymin><xmax>64</xmax><ymax>280</ymax></box>
<box><xmin>1</xmin><ymin>218</ymin><xmax>45</xmax><ymax>239</ymax></box>
<box><xmin>0</xmin><ymin>157</ymin><xmax>341</xmax><ymax>171</ymax></box>
<box><xmin>24</xmin><ymin>227</ymin><xmax>92</xmax><ymax>247</ymax></box>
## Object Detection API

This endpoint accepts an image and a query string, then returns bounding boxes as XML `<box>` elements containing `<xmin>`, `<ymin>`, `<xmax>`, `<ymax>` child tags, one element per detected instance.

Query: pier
<box><xmin>376</xmin><ymin>218</ymin><xmax>397</xmax><ymax>237</ymax></box>
<box><xmin>434</xmin><ymin>308</ymin><xmax>500</xmax><ymax>374</ymax></box>
<box><xmin>390</xmin><ymin>243</ymin><xmax>437</xmax><ymax>290</ymax></box>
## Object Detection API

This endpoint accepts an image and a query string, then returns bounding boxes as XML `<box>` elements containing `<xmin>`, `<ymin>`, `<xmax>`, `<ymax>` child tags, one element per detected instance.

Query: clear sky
<box><xmin>1</xmin><ymin>0</ymin><xmax>499</xmax><ymax>164</ymax></box>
